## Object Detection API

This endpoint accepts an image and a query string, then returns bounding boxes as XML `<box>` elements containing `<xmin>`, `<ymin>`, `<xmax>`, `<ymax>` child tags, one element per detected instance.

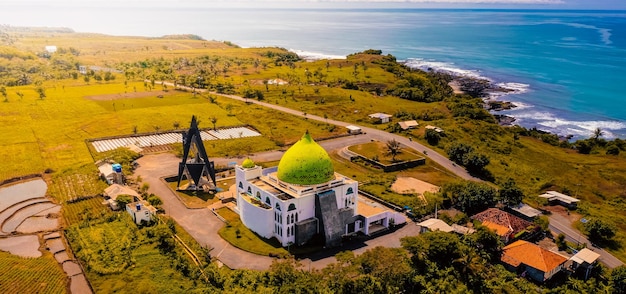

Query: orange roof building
<box><xmin>472</xmin><ymin>208</ymin><xmax>533</xmax><ymax>243</ymax></box>
<box><xmin>501</xmin><ymin>240</ymin><xmax>568</xmax><ymax>282</ymax></box>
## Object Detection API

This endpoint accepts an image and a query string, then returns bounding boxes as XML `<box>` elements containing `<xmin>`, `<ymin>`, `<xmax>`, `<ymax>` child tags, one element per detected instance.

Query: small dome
<box><xmin>277</xmin><ymin>132</ymin><xmax>334</xmax><ymax>185</ymax></box>
<box><xmin>242</xmin><ymin>158</ymin><xmax>255</xmax><ymax>168</ymax></box>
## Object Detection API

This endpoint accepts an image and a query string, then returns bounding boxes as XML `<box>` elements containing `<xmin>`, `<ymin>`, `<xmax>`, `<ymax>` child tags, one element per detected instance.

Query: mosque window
<box><xmin>255</xmin><ymin>191</ymin><xmax>261</xmax><ymax>199</ymax></box>
<box><xmin>247</xmin><ymin>186</ymin><xmax>252</xmax><ymax>194</ymax></box>
<box><xmin>346</xmin><ymin>187</ymin><xmax>354</xmax><ymax>195</ymax></box>
<box><xmin>291</xmin><ymin>214</ymin><xmax>294</xmax><ymax>223</ymax></box>
<box><xmin>288</xmin><ymin>203</ymin><xmax>296</xmax><ymax>211</ymax></box>
<box><xmin>275</xmin><ymin>203</ymin><xmax>281</xmax><ymax>211</ymax></box>
<box><xmin>295</xmin><ymin>213</ymin><xmax>298</xmax><ymax>222</ymax></box>
<box><xmin>265</xmin><ymin>197</ymin><xmax>271</xmax><ymax>205</ymax></box>
<box><xmin>238</xmin><ymin>182</ymin><xmax>243</xmax><ymax>189</ymax></box>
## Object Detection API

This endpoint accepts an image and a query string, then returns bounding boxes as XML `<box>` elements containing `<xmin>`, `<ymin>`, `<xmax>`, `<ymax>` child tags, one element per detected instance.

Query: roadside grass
<box><xmin>0</xmin><ymin>251</ymin><xmax>67</xmax><ymax>294</ymax></box>
<box><xmin>216</xmin><ymin>207</ymin><xmax>289</xmax><ymax>257</ymax></box>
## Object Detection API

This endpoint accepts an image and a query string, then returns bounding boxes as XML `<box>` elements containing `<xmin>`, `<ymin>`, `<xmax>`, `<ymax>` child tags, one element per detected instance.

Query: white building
<box><xmin>368</xmin><ymin>113</ymin><xmax>392</xmax><ymax>124</ymax></box>
<box><xmin>126</xmin><ymin>201</ymin><xmax>156</xmax><ymax>225</ymax></box>
<box><xmin>236</xmin><ymin>132</ymin><xmax>405</xmax><ymax>247</ymax></box>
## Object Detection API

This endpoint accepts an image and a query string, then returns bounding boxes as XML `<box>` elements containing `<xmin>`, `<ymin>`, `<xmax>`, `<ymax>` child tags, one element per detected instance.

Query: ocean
<box><xmin>3</xmin><ymin>6</ymin><xmax>626</xmax><ymax>139</ymax></box>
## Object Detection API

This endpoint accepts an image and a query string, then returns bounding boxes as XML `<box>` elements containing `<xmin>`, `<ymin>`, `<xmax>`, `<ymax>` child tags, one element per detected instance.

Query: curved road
<box><xmin>157</xmin><ymin>81</ymin><xmax>479</xmax><ymax>181</ymax></box>
<box><xmin>154</xmin><ymin>82</ymin><xmax>624</xmax><ymax>269</ymax></box>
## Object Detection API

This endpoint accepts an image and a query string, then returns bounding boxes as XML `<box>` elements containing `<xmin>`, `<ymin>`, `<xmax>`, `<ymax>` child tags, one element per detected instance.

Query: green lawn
<box><xmin>216</xmin><ymin>207</ymin><xmax>289</xmax><ymax>257</ymax></box>
<box><xmin>348</xmin><ymin>141</ymin><xmax>423</xmax><ymax>164</ymax></box>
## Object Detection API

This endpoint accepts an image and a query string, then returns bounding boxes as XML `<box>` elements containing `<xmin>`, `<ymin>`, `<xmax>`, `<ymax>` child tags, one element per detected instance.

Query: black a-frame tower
<box><xmin>176</xmin><ymin>116</ymin><xmax>217</xmax><ymax>191</ymax></box>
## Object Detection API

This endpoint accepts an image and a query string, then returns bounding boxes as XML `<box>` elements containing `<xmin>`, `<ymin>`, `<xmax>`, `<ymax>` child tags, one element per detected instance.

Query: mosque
<box><xmin>235</xmin><ymin>132</ymin><xmax>406</xmax><ymax>248</ymax></box>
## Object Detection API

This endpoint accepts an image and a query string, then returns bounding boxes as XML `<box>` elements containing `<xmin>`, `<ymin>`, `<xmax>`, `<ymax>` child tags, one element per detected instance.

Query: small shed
<box><xmin>398</xmin><ymin>120</ymin><xmax>419</xmax><ymax>130</ymax></box>
<box><xmin>103</xmin><ymin>184</ymin><xmax>140</xmax><ymax>210</ymax></box>
<box><xmin>425</xmin><ymin>125</ymin><xmax>444</xmax><ymax>133</ymax></box>
<box><xmin>569</xmin><ymin>248</ymin><xmax>600</xmax><ymax>280</ymax></box>
<box><xmin>417</xmin><ymin>218</ymin><xmax>454</xmax><ymax>234</ymax></box>
<box><xmin>509</xmin><ymin>203</ymin><xmax>542</xmax><ymax>220</ymax></box>
<box><xmin>346</xmin><ymin>125</ymin><xmax>362</xmax><ymax>135</ymax></box>
<box><xmin>126</xmin><ymin>201</ymin><xmax>157</xmax><ymax>225</ymax></box>
<box><xmin>539</xmin><ymin>191</ymin><xmax>580</xmax><ymax>209</ymax></box>
<box><xmin>368</xmin><ymin>113</ymin><xmax>392</xmax><ymax>124</ymax></box>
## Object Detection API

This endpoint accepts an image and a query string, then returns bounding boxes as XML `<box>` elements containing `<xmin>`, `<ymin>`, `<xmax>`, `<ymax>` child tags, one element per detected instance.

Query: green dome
<box><xmin>277</xmin><ymin>132</ymin><xmax>334</xmax><ymax>185</ymax></box>
<box><xmin>242</xmin><ymin>158</ymin><xmax>255</xmax><ymax>168</ymax></box>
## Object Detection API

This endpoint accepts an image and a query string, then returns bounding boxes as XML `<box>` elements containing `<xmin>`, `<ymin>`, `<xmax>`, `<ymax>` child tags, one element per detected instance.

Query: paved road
<box><xmin>134</xmin><ymin>154</ymin><xmax>273</xmax><ymax>270</ymax></box>
<box><xmin>157</xmin><ymin>81</ymin><xmax>479</xmax><ymax>182</ymax></box>
<box><xmin>549</xmin><ymin>214</ymin><xmax>624</xmax><ymax>269</ymax></box>
<box><xmin>135</xmin><ymin>152</ymin><xmax>422</xmax><ymax>271</ymax></box>
<box><xmin>216</xmin><ymin>92</ymin><xmax>480</xmax><ymax>182</ymax></box>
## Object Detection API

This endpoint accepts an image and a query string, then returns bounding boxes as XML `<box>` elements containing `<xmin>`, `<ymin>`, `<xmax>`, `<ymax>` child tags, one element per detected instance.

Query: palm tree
<box><xmin>592</xmin><ymin>127</ymin><xmax>604</xmax><ymax>141</ymax></box>
<box><xmin>210</xmin><ymin>116</ymin><xmax>218</xmax><ymax>131</ymax></box>
<box><xmin>386</xmin><ymin>139</ymin><xmax>402</xmax><ymax>162</ymax></box>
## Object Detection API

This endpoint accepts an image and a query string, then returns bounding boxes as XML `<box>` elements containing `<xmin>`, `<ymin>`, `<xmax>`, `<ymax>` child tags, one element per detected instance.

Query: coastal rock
<box><xmin>495</xmin><ymin>114</ymin><xmax>516</xmax><ymax>126</ymax></box>
<box><xmin>487</xmin><ymin>100</ymin><xmax>517</xmax><ymax>111</ymax></box>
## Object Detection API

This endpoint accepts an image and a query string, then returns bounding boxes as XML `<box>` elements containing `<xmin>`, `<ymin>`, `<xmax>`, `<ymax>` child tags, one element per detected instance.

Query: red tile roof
<box><xmin>472</xmin><ymin>208</ymin><xmax>532</xmax><ymax>236</ymax></box>
<box><xmin>501</xmin><ymin>240</ymin><xmax>568</xmax><ymax>273</ymax></box>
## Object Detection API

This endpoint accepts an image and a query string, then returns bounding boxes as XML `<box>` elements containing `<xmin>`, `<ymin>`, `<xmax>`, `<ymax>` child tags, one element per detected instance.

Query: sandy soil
<box><xmin>391</xmin><ymin>177</ymin><xmax>440</xmax><ymax>195</ymax></box>
<box><xmin>0</xmin><ymin>235</ymin><xmax>41</xmax><ymax>258</ymax></box>
<box><xmin>84</xmin><ymin>90</ymin><xmax>175</xmax><ymax>101</ymax></box>
<box><xmin>448</xmin><ymin>80</ymin><xmax>465</xmax><ymax>95</ymax></box>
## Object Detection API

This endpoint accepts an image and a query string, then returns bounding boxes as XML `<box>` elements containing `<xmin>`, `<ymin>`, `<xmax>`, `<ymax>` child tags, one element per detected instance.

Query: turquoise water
<box><xmin>3</xmin><ymin>7</ymin><xmax>626</xmax><ymax>138</ymax></box>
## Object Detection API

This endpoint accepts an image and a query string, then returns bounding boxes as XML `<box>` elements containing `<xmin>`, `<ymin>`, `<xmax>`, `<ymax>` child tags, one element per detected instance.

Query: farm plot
<box><xmin>90</xmin><ymin>126</ymin><xmax>261</xmax><ymax>152</ymax></box>
<box><xmin>48</xmin><ymin>171</ymin><xmax>108</xmax><ymax>203</ymax></box>
<box><xmin>0</xmin><ymin>251</ymin><xmax>67</xmax><ymax>294</ymax></box>
<box><xmin>62</xmin><ymin>197</ymin><xmax>112</xmax><ymax>226</ymax></box>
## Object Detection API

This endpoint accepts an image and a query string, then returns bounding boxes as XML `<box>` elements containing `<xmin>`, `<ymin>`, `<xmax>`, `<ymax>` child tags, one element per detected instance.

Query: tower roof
<box><xmin>277</xmin><ymin>132</ymin><xmax>334</xmax><ymax>185</ymax></box>
<box><xmin>242</xmin><ymin>157</ymin><xmax>255</xmax><ymax>168</ymax></box>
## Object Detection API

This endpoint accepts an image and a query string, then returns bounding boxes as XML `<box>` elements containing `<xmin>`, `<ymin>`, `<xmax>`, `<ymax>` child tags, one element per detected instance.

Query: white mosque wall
<box><xmin>237</xmin><ymin>193</ymin><xmax>274</xmax><ymax>239</ymax></box>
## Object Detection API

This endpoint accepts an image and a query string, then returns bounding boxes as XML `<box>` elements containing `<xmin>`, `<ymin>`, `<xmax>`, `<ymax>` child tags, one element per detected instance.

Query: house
<box><xmin>539</xmin><ymin>191</ymin><xmax>580</xmax><ymax>209</ymax></box>
<box><xmin>346</xmin><ymin>125</ymin><xmax>362</xmax><ymax>135</ymax></box>
<box><xmin>235</xmin><ymin>132</ymin><xmax>406</xmax><ymax>248</ymax></box>
<box><xmin>418</xmin><ymin>218</ymin><xmax>454</xmax><ymax>233</ymax></box>
<box><xmin>501</xmin><ymin>240</ymin><xmax>568</xmax><ymax>282</ymax></box>
<box><xmin>126</xmin><ymin>201</ymin><xmax>157</xmax><ymax>225</ymax></box>
<box><xmin>472</xmin><ymin>208</ymin><xmax>533</xmax><ymax>243</ymax></box>
<box><xmin>508</xmin><ymin>203</ymin><xmax>542</xmax><ymax>221</ymax></box>
<box><xmin>368</xmin><ymin>113</ymin><xmax>392</xmax><ymax>124</ymax></box>
<box><xmin>569</xmin><ymin>248</ymin><xmax>600</xmax><ymax>280</ymax></box>
<box><xmin>96</xmin><ymin>160</ymin><xmax>123</xmax><ymax>185</ymax></box>
<box><xmin>425</xmin><ymin>125</ymin><xmax>444</xmax><ymax>133</ymax></box>
<box><xmin>398</xmin><ymin>120</ymin><xmax>419</xmax><ymax>130</ymax></box>
<box><xmin>103</xmin><ymin>184</ymin><xmax>140</xmax><ymax>210</ymax></box>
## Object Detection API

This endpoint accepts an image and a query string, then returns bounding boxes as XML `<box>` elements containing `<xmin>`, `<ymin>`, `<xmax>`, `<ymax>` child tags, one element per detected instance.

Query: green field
<box><xmin>0</xmin><ymin>251</ymin><xmax>67</xmax><ymax>294</ymax></box>
<box><xmin>1</xmin><ymin>28</ymin><xmax>625</xmax><ymax>292</ymax></box>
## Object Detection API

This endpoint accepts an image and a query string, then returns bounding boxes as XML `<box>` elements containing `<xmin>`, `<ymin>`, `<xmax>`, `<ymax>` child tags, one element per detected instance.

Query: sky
<box><xmin>3</xmin><ymin>0</ymin><xmax>626</xmax><ymax>10</ymax></box>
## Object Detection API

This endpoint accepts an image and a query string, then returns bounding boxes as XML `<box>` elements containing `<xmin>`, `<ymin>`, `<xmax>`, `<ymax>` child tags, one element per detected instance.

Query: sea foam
<box><xmin>289</xmin><ymin>49</ymin><xmax>346</xmax><ymax>61</ymax></box>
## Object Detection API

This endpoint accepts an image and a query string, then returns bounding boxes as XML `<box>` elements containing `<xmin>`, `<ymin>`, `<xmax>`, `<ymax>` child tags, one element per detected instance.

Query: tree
<box><xmin>0</xmin><ymin>86</ymin><xmax>7</xmax><ymax>102</ymax></box>
<box><xmin>463</xmin><ymin>152</ymin><xmax>490</xmax><ymax>173</ymax></box>
<box><xmin>424</xmin><ymin>128</ymin><xmax>441</xmax><ymax>145</ymax></box>
<box><xmin>584</xmin><ymin>218</ymin><xmax>616</xmax><ymax>243</ymax></box>
<box><xmin>210</xmin><ymin>116</ymin><xmax>218</xmax><ymax>131</ymax></box>
<box><xmin>447</xmin><ymin>143</ymin><xmax>474</xmax><ymax>164</ymax></box>
<box><xmin>35</xmin><ymin>86</ymin><xmax>46</xmax><ymax>100</ymax></box>
<box><xmin>556</xmin><ymin>233</ymin><xmax>567</xmax><ymax>250</ymax></box>
<box><xmin>498</xmin><ymin>178</ymin><xmax>524</xmax><ymax>206</ymax></box>
<box><xmin>386</xmin><ymin>139</ymin><xmax>402</xmax><ymax>162</ymax></box>
<box><xmin>173</xmin><ymin>121</ymin><xmax>180</xmax><ymax>129</ymax></box>
<box><xmin>116</xmin><ymin>194</ymin><xmax>133</xmax><ymax>209</ymax></box>
<box><xmin>592</xmin><ymin>128</ymin><xmax>604</xmax><ymax>141</ymax></box>
<box><xmin>611</xmin><ymin>266</ymin><xmax>626</xmax><ymax>294</ymax></box>
<box><xmin>147</xmin><ymin>195</ymin><xmax>163</xmax><ymax>207</ymax></box>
